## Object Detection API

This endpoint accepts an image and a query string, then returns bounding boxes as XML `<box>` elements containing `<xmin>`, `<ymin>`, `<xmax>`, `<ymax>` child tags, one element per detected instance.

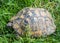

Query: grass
<box><xmin>0</xmin><ymin>0</ymin><xmax>60</xmax><ymax>43</ymax></box>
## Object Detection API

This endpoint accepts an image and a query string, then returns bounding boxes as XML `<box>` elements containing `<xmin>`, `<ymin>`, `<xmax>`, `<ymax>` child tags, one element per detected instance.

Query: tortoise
<box><xmin>7</xmin><ymin>7</ymin><xmax>56</xmax><ymax>37</ymax></box>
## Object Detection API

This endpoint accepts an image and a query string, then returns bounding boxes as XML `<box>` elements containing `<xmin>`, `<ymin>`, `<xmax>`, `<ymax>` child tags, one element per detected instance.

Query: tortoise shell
<box><xmin>7</xmin><ymin>7</ymin><xmax>56</xmax><ymax>37</ymax></box>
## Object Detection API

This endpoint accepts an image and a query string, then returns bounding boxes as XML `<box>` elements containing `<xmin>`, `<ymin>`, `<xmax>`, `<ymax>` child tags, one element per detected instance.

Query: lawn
<box><xmin>0</xmin><ymin>0</ymin><xmax>60</xmax><ymax>43</ymax></box>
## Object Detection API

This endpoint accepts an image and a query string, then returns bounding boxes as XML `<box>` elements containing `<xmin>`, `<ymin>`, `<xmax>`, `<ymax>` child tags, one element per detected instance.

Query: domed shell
<box><xmin>7</xmin><ymin>7</ymin><xmax>56</xmax><ymax>37</ymax></box>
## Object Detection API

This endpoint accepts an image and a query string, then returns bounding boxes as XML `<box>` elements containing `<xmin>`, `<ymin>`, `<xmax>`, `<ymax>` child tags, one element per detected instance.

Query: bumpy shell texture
<box><xmin>7</xmin><ymin>8</ymin><xmax>56</xmax><ymax>37</ymax></box>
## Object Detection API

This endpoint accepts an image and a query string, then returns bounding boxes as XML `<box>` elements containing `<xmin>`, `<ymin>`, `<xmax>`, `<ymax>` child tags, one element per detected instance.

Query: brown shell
<box><xmin>7</xmin><ymin>7</ymin><xmax>56</xmax><ymax>37</ymax></box>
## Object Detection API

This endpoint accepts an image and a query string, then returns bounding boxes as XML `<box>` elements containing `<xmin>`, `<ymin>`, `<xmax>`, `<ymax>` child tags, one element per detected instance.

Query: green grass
<box><xmin>0</xmin><ymin>0</ymin><xmax>60</xmax><ymax>43</ymax></box>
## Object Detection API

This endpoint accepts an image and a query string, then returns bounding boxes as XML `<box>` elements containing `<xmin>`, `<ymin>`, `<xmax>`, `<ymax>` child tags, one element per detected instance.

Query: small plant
<box><xmin>24</xmin><ymin>25</ymin><xmax>32</xmax><ymax>37</ymax></box>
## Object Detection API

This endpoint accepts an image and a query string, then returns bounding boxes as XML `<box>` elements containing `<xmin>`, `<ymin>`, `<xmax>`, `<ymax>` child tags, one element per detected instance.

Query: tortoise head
<box><xmin>7</xmin><ymin>22</ymin><xmax>13</xmax><ymax>27</ymax></box>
